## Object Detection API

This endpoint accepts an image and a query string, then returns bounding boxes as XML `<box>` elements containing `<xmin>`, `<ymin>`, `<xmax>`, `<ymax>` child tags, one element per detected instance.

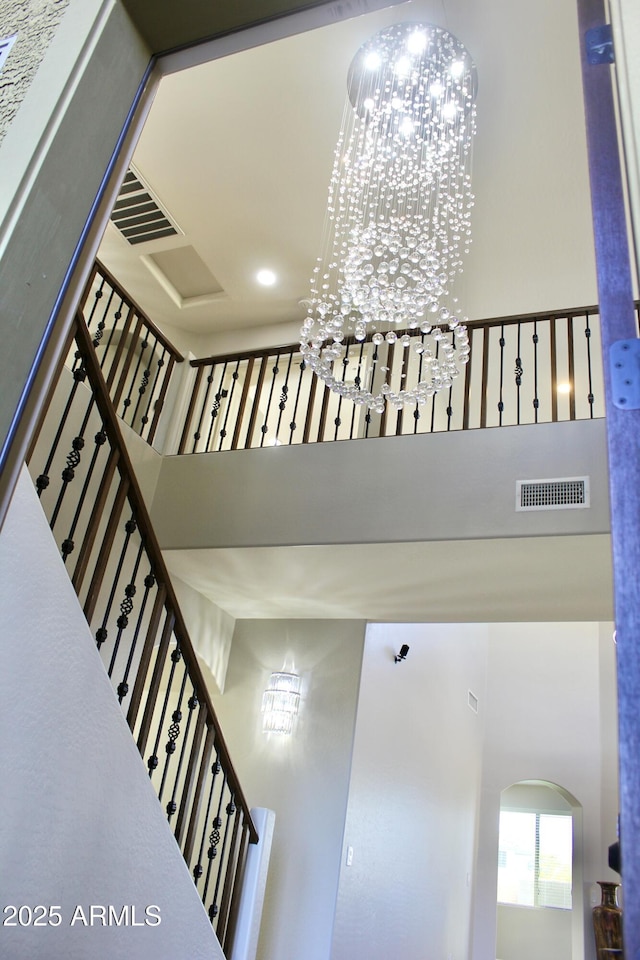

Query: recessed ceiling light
<box><xmin>256</xmin><ymin>269</ymin><xmax>277</xmax><ymax>286</ymax></box>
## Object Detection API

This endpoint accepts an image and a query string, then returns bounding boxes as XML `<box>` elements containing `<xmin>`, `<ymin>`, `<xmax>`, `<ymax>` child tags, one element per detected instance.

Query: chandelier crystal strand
<box><xmin>301</xmin><ymin>23</ymin><xmax>477</xmax><ymax>411</ymax></box>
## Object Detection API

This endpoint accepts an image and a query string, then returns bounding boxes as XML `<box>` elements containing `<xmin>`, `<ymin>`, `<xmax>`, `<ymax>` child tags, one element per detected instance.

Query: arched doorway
<box><xmin>496</xmin><ymin>780</ymin><xmax>583</xmax><ymax>960</ymax></box>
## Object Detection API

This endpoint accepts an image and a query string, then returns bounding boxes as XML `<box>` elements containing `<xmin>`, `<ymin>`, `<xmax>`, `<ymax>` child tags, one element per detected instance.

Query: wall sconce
<box><xmin>262</xmin><ymin>672</ymin><xmax>301</xmax><ymax>734</ymax></box>
<box><xmin>395</xmin><ymin>644</ymin><xmax>410</xmax><ymax>663</ymax></box>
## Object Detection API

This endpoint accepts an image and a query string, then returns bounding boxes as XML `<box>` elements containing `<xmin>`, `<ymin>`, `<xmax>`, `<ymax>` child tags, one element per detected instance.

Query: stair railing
<box><xmin>27</xmin><ymin>314</ymin><xmax>257</xmax><ymax>957</ymax></box>
<box><xmin>176</xmin><ymin>303</ymin><xmax>639</xmax><ymax>454</ymax></box>
<box><xmin>80</xmin><ymin>260</ymin><xmax>184</xmax><ymax>447</ymax></box>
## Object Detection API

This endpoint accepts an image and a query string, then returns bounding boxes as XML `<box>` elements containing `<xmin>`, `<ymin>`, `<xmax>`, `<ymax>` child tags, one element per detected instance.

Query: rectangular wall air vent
<box><xmin>110</xmin><ymin>168</ymin><xmax>179</xmax><ymax>246</ymax></box>
<box><xmin>515</xmin><ymin>477</ymin><xmax>590</xmax><ymax>512</ymax></box>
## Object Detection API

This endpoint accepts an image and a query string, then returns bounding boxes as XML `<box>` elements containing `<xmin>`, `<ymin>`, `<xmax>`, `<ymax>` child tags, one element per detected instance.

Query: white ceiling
<box><xmin>163</xmin><ymin>535</ymin><xmax>613</xmax><ymax>622</ymax></box>
<box><xmin>98</xmin><ymin>0</ymin><xmax>597</xmax><ymax>354</ymax></box>
<box><xmin>103</xmin><ymin>0</ymin><xmax>611</xmax><ymax>622</ymax></box>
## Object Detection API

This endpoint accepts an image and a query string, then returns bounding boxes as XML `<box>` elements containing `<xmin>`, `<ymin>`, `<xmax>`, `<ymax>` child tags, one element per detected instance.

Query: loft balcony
<box><xmin>50</xmin><ymin>261</ymin><xmax>617</xmax><ymax>625</ymax></box>
<box><xmin>81</xmin><ymin>260</ymin><xmax>623</xmax><ymax>457</ymax></box>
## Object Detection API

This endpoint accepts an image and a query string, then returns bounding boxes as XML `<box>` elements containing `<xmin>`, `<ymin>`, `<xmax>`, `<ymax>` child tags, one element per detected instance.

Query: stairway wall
<box><xmin>0</xmin><ymin>466</ymin><xmax>223</xmax><ymax>960</ymax></box>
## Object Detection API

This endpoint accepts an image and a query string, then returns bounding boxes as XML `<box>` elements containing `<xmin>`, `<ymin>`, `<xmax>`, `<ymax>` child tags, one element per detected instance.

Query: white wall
<box><xmin>329</xmin><ymin>621</ymin><xmax>617</xmax><ymax>960</ymax></box>
<box><xmin>0</xmin><ymin>467</ymin><xmax>222</xmax><ymax>960</ymax></box>
<box><xmin>207</xmin><ymin>618</ymin><xmax>365</xmax><ymax>960</ymax></box>
<box><xmin>171</xmin><ymin>573</ymin><xmax>235</xmax><ymax>692</ymax></box>
<box><xmin>331</xmin><ymin>622</ymin><xmax>489</xmax><ymax>960</ymax></box>
<box><xmin>150</xmin><ymin>419</ymin><xmax>610</xmax><ymax>550</ymax></box>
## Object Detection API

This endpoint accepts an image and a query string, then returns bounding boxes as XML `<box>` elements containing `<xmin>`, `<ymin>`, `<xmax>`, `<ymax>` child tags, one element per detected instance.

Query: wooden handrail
<box><xmin>190</xmin><ymin>302</ymin><xmax>610</xmax><ymax>369</ymax></box>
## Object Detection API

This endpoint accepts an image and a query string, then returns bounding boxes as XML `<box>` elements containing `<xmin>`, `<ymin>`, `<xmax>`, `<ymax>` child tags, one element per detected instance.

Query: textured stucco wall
<box><xmin>0</xmin><ymin>0</ymin><xmax>71</xmax><ymax>145</ymax></box>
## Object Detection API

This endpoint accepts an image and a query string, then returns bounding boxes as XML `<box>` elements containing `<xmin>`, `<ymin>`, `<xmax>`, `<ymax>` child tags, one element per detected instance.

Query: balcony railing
<box><xmin>78</xmin><ymin>262</ymin><xmax>640</xmax><ymax>457</ymax></box>
<box><xmin>27</xmin><ymin>315</ymin><xmax>256</xmax><ymax>956</ymax></box>
<box><xmin>177</xmin><ymin>303</ymin><xmax>630</xmax><ymax>455</ymax></box>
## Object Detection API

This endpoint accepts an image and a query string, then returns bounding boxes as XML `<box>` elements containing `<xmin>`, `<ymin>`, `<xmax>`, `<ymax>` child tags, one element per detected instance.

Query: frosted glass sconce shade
<box><xmin>262</xmin><ymin>672</ymin><xmax>301</xmax><ymax>734</ymax></box>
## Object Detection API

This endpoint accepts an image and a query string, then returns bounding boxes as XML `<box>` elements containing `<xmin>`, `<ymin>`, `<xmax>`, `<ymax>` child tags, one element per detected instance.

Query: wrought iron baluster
<box><xmin>49</xmin><ymin>390</ymin><xmax>96</xmax><ymax>533</ymax></box>
<box><xmin>275</xmin><ymin>352</ymin><xmax>294</xmax><ymax>443</ymax></box>
<box><xmin>259</xmin><ymin>354</ymin><xmax>280</xmax><ymax>447</ymax></box>
<box><xmin>567</xmin><ymin>315</ymin><xmax>576</xmax><ymax>420</ymax></box>
<box><xmin>480</xmin><ymin>327</ymin><xmax>490</xmax><ymax>429</ymax></box>
<box><xmin>148</xmin><ymin>352</ymin><xmax>174</xmax><ymax>446</ymax></box>
<box><xmin>231</xmin><ymin>358</ymin><xmax>254</xmax><ymax>450</ymax></box>
<box><xmin>138</xmin><ymin>346</ymin><xmax>167</xmax><ymax>440</ymax></box>
<box><xmin>158</xmin><ymin>661</ymin><xmax>189</xmax><ymax>802</ymax></box>
<box><xmin>89</xmin><ymin>288</ymin><xmax>116</xmax><ymax>366</ymax></box>
<box><xmin>350</xmin><ymin>342</ymin><xmax>366</xmax><ymax>439</ymax></box>
<box><xmin>130</xmin><ymin>336</ymin><xmax>158</xmax><ymax>429</ymax></box>
<box><xmin>218</xmin><ymin>360</ymin><xmax>241</xmax><ymax>451</ymax></box>
<box><xmin>585</xmin><ymin>312</ymin><xmax>595</xmax><ymax>417</ymax></box>
<box><xmin>446</xmin><ymin>332</ymin><xmax>455</xmax><ymax>430</ymax></box>
<box><xmin>498</xmin><ymin>324</ymin><xmax>505</xmax><ymax>426</ymax></box>
<box><xmin>193</xmin><ymin>756</ymin><xmax>222</xmax><ymax>885</ymax></box>
<box><xmin>430</xmin><ymin>339</ymin><xmax>440</xmax><ymax>433</ymax></box>
<box><xmin>95</xmin><ymin>516</ymin><xmax>137</xmax><ymax>653</ymax></box>
<box><xmin>35</xmin><ymin>358</ymin><xmax>89</xmax><ymax>500</ymax></box>
<box><xmin>98</xmin><ymin>296</ymin><xmax>125</xmax><ymax>372</ymax></box>
<box><xmin>81</xmin><ymin>274</ymin><xmax>106</xmax><ymax>337</ymax></box>
<box><xmin>462</xmin><ymin>326</ymin><xmax>473</xmax><ymax>430</ymax></box>
<box><xmin>205</xmin><ymin>362</ymin><xmax>228</xmax><ymax>452</ymax></box>
<box><xmin>147</xmin><ymin>644</ymin><xmax>181</xmax><ymax>779</ymax></box>
<box><xmin>550</xmin><ymin>316</ymin><xmax>558</xmax><ymax>422</ymax></box>
<box><xmin>515</xmin><ymin>324</ymin><xmax>523</xmax><ymax>425</ymax></box>
<box><xmin>333</xmin><ymin>344</ymin><xmax>350</xmax><ymax>441</ymax></box>
<box><xmin>289</xmin><ymin>358</ymin><xmax>308</xmax><ymax>445</ymax></box>
<box><xmin>192</xmin><ymin>364</ymin><xmax>216</xmax><ymax>453</ymax></box>
<box><xmin>202</xmin><ymin>773</ymin><xmax>228</xmax><ymax>913</ymax></box>
<box><xmin>121</xmin><ymin>336</ymin><xmax>149</xmax><ymax>423</ymax></box>
<box><xmin>209</xmin><ymin>793</ymin><xmax>236</xmax><ymax>924</ymax></box>
<box><xmin>59</xmin><ymin>427</ymin><xmax>108</xmax><ymax>564</ymax></box>
<box><xmin>165</xmin><ymin>690</ymin><xmax>199</xmax><ymax>821</ymax></box>
<box><xmin>413</xmin><ymin>336</ymin><xmax>426</xmax><ymax>434</ymax></box>
<box><xmin>364</xmin><ymin>343</ymin><xmax>379</xmax><ymax>439</ymax></box>
<box><xmin>533</xmin><ymin>320</ymin><xmax>539</xmax><ymax>423</ymax></box>
<box><xmin>114</xmin><ymin>563</ymin><xmax>156</xmax><ymax>702</ymax></box>
<box><xmin>245</xmin><ymin>358</ymin><xmax>267</xmax><ymax>449</ymax></box>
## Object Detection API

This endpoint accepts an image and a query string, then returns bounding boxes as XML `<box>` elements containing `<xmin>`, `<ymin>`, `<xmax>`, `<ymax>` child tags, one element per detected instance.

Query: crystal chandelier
<box><xmin>300</xmin><ymin>23</ymin><xmax>477</xmax><ymax>412</ymax></box>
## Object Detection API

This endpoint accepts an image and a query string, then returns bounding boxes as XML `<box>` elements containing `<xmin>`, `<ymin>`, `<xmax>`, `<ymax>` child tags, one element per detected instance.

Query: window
<box><xmin>497</xmin><ymin>810</ymin><xmax>572</xmax><ymax>909</ymax></box>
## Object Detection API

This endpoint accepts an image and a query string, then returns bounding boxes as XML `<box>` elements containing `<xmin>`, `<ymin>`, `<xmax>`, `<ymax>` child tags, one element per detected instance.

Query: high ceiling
<box><xmin>98</xmin><ymin>0</ymin><xmax>597</xmax><ymax>356</ymax></box>
<box><xmin>100</xmin><ymin>0</ymin><xmax>610</xmax><ymax>622</ymax></box>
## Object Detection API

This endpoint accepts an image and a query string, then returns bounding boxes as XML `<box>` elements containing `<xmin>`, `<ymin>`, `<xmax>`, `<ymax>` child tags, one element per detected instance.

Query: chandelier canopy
<box><xmin>300</xmin><ymin>23</ymin><xmax>477</xmax><ymax>412</ymax></box>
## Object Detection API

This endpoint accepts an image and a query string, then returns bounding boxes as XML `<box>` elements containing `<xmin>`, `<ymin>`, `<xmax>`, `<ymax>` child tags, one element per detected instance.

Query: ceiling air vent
<box><xmin>515</xmin><ymin>477</ymin><xmax>590</xmax><ymax>512</ymax></box>
<box><xmin>468</xmin><ymin>691</ymin><xmax>479</xmax><ymax>713</ymax></box>
<box><xmin>110</xmin><ymin>168</ymin><xmax>180</xmax><ymax>245</ymax></box>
